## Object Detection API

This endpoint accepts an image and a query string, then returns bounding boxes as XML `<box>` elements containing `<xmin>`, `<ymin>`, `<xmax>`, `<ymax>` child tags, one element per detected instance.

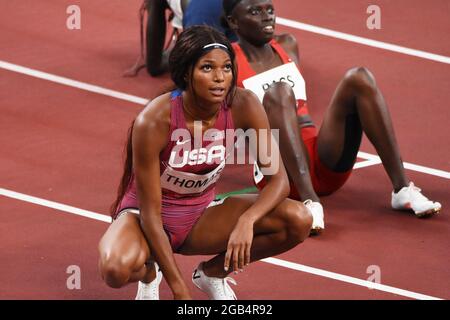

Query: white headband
<box><xmin>202</xmin><ymin>43</ymin><xmax>229</xmax><ymax>51</ymax></box>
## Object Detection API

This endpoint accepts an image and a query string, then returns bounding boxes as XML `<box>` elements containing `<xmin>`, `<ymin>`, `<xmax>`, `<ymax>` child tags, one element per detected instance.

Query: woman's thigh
<box><xmin>317</xmin><ymin>77</ymin><xmax>363</xmax><ymax>172</ymax></box>
<box><xmin>178</xmin><ymin>194</ymin><xmax>301</xmax><ymax>255</ymax></box>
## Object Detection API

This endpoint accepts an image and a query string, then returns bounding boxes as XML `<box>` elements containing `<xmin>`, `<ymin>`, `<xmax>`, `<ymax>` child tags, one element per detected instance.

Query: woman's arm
<box><xmin>226</xmin><ymin>89</ymin><xmax>290</xmax><ymax>271</ymax></box>
<box><xmin>233</xmin><ymin>89</ymin><xmax>290</xmax><ymax>222</ymax></box>
<box><xmin>146</xmin><ymin>0</ymin><xmax>170</xmax><ymax>76</ymax></box>
<box><xmin>275</xmin><ymin>33</ymin><xmax>314</xmax><ymax>126</ymax></box>
<box><xmin>132</xmin><ymin>100</ymin><xmax>191</xmax><ymax>299</ymax></box>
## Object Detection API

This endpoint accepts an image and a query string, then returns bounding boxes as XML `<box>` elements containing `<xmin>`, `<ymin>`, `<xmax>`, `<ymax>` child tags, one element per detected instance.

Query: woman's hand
<box><xmin>224</xmin><ymin>216</ymin><xmax>255</xmax><ymax>273</ymax></box>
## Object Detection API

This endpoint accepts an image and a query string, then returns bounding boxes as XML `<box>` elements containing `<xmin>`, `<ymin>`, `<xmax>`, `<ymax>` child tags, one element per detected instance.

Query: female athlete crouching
<box><xmin>98</xmin><ymin>25</ymin><xmax>312</xmax><ymax>300</ymax></box>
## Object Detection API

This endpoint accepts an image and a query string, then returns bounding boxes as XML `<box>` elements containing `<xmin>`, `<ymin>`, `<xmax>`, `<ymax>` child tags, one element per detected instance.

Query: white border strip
<box><xmin>277</xmin><ymin>17</ymin><xmax>450</xmax><ymax>65</ymax></box>
<box><xmin>262</xmin><ymin>257</ymin><xmax>442</xmax><ymax>300</ymax></box>
<box><xmin>354</xmin><ymin>159</ymin><xmax>382</xmax><ymax>170</ymax></box>
<box><xmin>0</xmin><ymin>61</ymin><xmax>149</xmax><ymax>106</ymax></box>
<box><xmin>358</xmin><ymin>152</ymin><xmax>450</xmax><ymax>179</ymax></box>
<box><xmin>1</xmin><ymin>60</ymin><xmax>449</xmax><ymax>179</ymax></box>
<box><xmin>0</xmin><ymin>188</ymin><xmax>112</xmax><ymax>223</ymax></box>
<box><xmin>0</xmin><ymin>187</ymin><xmax>442</xmax><ymax>300</ymax></box>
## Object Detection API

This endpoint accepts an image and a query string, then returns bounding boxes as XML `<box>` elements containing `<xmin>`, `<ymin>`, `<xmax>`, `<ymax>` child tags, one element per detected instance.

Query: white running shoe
<box><xmin>303</xmin><ymin>200</ymin><xmax>325</xmax><ymax>234</ymax></box>
<box><xmin>192</xmin><ymin>262</ymin><xmax>237</xmax><ymax>300</ymax></box>
<box><xmin>391</xmin><ymin>182</ymin><xmax>441</xmax><ymax>218</ymax></box>
<box><xmin>135</xmin><ymin>263</ymin><xmax>163</xmax><ymax>300</ymax></box>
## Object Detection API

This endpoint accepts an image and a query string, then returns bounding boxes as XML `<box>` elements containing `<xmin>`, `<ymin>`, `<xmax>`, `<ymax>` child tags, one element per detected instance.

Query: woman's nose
<box><xmin>214</xmin><ymin>70</ymin><xmax>225</xmax><ymax>82</ymax></box>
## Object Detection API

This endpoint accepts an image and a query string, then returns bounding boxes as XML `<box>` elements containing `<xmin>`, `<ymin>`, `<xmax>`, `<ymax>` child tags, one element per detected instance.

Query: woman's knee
<box><xmin>344</xmin><ymin>67</ymin><xmax>377</xmax><ymax>91</ymax></box>
<box><xmin>262</xmin><ymin>82</ymin><xmax>296</xmax><ymax>114</ymax></box>
<box><xmin>98</xmin><ymin>244</ymin><xmax>146</xmax><ymax>289</ymax></box>
<box><xmin>279</xmin><ymin>200</ymin><xmax>313</xmax><ymax>244</ymax></box>
<box><xmin>99</xmin><ymin>255</ymin><xmax>130</xmax><ymax>288</ymax></box>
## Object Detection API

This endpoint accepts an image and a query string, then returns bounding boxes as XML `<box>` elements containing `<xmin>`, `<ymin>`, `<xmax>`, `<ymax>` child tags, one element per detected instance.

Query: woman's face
<box><xmin>189</xmin><ymin>49</ymin><xmax>234</xmax><ymax>105</ymax></box>
<box><xmin>231</xmin><ymin>0</ymin><xmax>275</xmax><ymax>46</ymax></box>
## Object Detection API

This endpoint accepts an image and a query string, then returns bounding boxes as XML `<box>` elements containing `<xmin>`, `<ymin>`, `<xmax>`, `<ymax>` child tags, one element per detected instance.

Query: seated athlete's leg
<box><xmin>318</xmin><ymin>67</ymin><xmax>408</xmax><ymax>191</ymax></box>
<box><xmin>178</xmin><ymin>194</ymin><xmax>312</xmax><ymax>278</ymax></box>
<box><xmin>262</xmin><ymin>82</ymin><xmax>319</xmax><ymax>202</ymax></box>
<box><xmin>98</xmin><ymin>213</ymin><xmax>155</xmax><ymax>288</ymax></box>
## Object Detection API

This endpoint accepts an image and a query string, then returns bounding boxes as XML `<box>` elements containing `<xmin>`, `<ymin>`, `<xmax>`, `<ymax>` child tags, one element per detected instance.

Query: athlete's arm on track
<box><xmin>132</xmin><ymin>95</ymin><xmax>191</xmax><ymax>299</ymax></box>
<box><xmin>231</xmin><ymin>88</ymin><xmax>290</xmax><ymax>224</ymax></box>
<box><xmin>223</xmin><ymin>88</ymin><xmax>290</xmax><ymax>270</ymax></box>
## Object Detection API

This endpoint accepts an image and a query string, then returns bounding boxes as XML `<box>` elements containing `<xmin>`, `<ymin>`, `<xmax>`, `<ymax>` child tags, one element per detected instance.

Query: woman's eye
<box><xmin>202</xmin><ymin>65</ymin><xmax>212</xmax><ymax>71</ymax></box>
<box><xmin>224</xmin><ymin>64</ymin><xmax>232</xmax><ymax>71</ymax></box>
<box><xmin>267</xmin><ymin>8</ymin><xmax>274</xmax><ymax>14</ymax></box>
<box><xmin>250</xmin><ymin>9</ymin><xmax>260</xmax><ymax>15</ymax></box>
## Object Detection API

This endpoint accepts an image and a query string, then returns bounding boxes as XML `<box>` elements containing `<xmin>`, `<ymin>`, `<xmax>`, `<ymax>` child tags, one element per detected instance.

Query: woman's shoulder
<box><xmin>230</xmin><ymin>88</ymin><xmax>266</xmax><ymax>128</ymax></box>
<box><xmin>274</xmin><ymin>33</ymin><xmax>300</xmax><ymax>63</ymax></box>
<box><xmin>274</xmin><ymin>33</ymin><xmax>298</xmax><ymax>48</ymax></box>
<box><xmin>134</xmin><ymin>92</ymin><xmax>172</xmax><ymax>135</ymax></box>
<box><xmin>231</xmin><ymin>88</ymin><xmax>259</xmax><ymax>108</ymax></box>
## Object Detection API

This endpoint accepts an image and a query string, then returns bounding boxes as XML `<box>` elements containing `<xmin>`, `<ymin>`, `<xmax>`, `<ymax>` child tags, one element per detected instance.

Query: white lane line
<box><xmin>0</xmin><ymin>188</ymin><xmax>112</xmax><ymax>223</ymax></box>
<box><xmin>357</xmin><ymin>152</ymin><xmax>450</xmax><ymax>179</ymax></box>
<box><xmin>1</xmin><ymin>60</ymin><xmax>449</xmax><ymax>179</ymax></box>
<box><xmin>0</xmin><ymin>187</ymin><xmax>442</xmax><ymax>300</ymax></box>
<box><xmin>262</xmin><ymin>257</ymin><xmax>442</xmax><ymax>300</ymax></box>
<box><xmin>0</xmin><ymin>60</ymin><xmax>149</xmax><ymax>106</ymax></box>
<box><xmin>357</xmin><ymin>151</ymin><xmax>381</xmax><ymax>161</ymax></box>
<box><xmin>354</xmin><ymin>158</ymin><xmax>382</xmax><ymax>170</ymax></box>
<box><xmin>402</xmin><ymin>162</ymin><xmax>450</xmax><ymax>180</ymax></box>
<box><xmin>277</xmin><ymin>17</ymin><xmax>450</xmax><ymax>65</ymax></box>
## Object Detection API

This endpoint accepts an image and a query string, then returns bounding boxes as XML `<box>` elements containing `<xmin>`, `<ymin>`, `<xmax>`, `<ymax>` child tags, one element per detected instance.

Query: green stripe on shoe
<box><xmin>216</xmin><ymin>187</ymin><xmax>258</xmax><ymax>200</ymax></box>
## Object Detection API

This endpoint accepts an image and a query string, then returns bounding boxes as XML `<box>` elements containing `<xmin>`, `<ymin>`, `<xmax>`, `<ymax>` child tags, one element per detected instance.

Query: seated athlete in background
<box><xmin>99</xmin><ymin>25</ymin><xmax>312</xmax><ymax>300</ymax></box>
<box><xmin>124</xmin><ymin>0</ymin><xmax>235</xmax><ymax>77</ymax></box>
<box><xmin>223</xmin><ymin>0</ymin><xmax>441</xmax><ymax>233</ymax></box>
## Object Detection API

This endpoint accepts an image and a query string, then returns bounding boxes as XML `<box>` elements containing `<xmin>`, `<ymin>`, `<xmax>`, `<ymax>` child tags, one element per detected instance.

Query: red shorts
<box><xmin>114</xmin><ymin>198</ymin><xmax>226</xmax><ymax>253</ymax></box>
<box><xmin>254</xmin><ymin>126</ymin><xmax>352</xmax><ymax>199</ymax></box>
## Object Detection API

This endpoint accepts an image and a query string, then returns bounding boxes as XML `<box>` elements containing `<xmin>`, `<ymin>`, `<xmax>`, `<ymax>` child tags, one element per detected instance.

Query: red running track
<box><xmin>0</xmin><ymin>0</ymin><xmax>449</xmax><ymax>300</ymax></box>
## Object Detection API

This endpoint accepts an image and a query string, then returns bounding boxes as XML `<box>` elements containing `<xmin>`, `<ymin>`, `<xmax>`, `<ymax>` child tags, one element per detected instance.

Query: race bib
<box><xmin>160</xmin><ymin>160</ymin><xmax>225</xmax><ymax>195</ymax></box>
<box><xmin>242</xmin><ymin>62</ymin><xmax>307</xmax><ymax>103</ymax></box>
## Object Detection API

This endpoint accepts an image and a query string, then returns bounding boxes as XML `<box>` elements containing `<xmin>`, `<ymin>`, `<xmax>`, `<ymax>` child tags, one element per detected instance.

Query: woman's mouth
<box><xmin>263</xmin><ymin>25</ymin><xmax>274</xmax><ymax>33</ymax></box>
<box><xmin>209</xmin><ymin>88</ymin><xmax>226</xmax><ymax>97</ymax></box>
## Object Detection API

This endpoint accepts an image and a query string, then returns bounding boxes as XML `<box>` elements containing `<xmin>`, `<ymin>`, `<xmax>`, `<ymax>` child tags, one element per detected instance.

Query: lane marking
<box><xmin>277</xmin><ymin>17</ymin><xmax>450</xmax><ymax>65</ymax></box>
<box><xmin>354</xmin><ymin>158</ymin><xmax>382</xmax><ymax>170</ymax></box>
<box><xmin>0</xmin><ymin>61</ymin><xmax>149</xmax><ymax>106</ymax></box>
<box><xmin>357</xmin><ymin>152</ymin><xmax>450</xmax><ymax>179</ymax></box>
<box><xmin>262</xmin><ymin>257</ymin><xmax>442</xmax><ymax>300</ymax></box>
<box><xmin>0</xmin><ymin>188</ymin><xmax>112</xmax><ymax>223</ymax></box>
<box><xmin>1</xmin><ymin>59</ymin><xmax>449</xmax><ymax>179</ymax></box>
<box><xmin>0</xmin><ymin>187</ymin><xmax>442</xmax><ymax>300</ymax></box>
